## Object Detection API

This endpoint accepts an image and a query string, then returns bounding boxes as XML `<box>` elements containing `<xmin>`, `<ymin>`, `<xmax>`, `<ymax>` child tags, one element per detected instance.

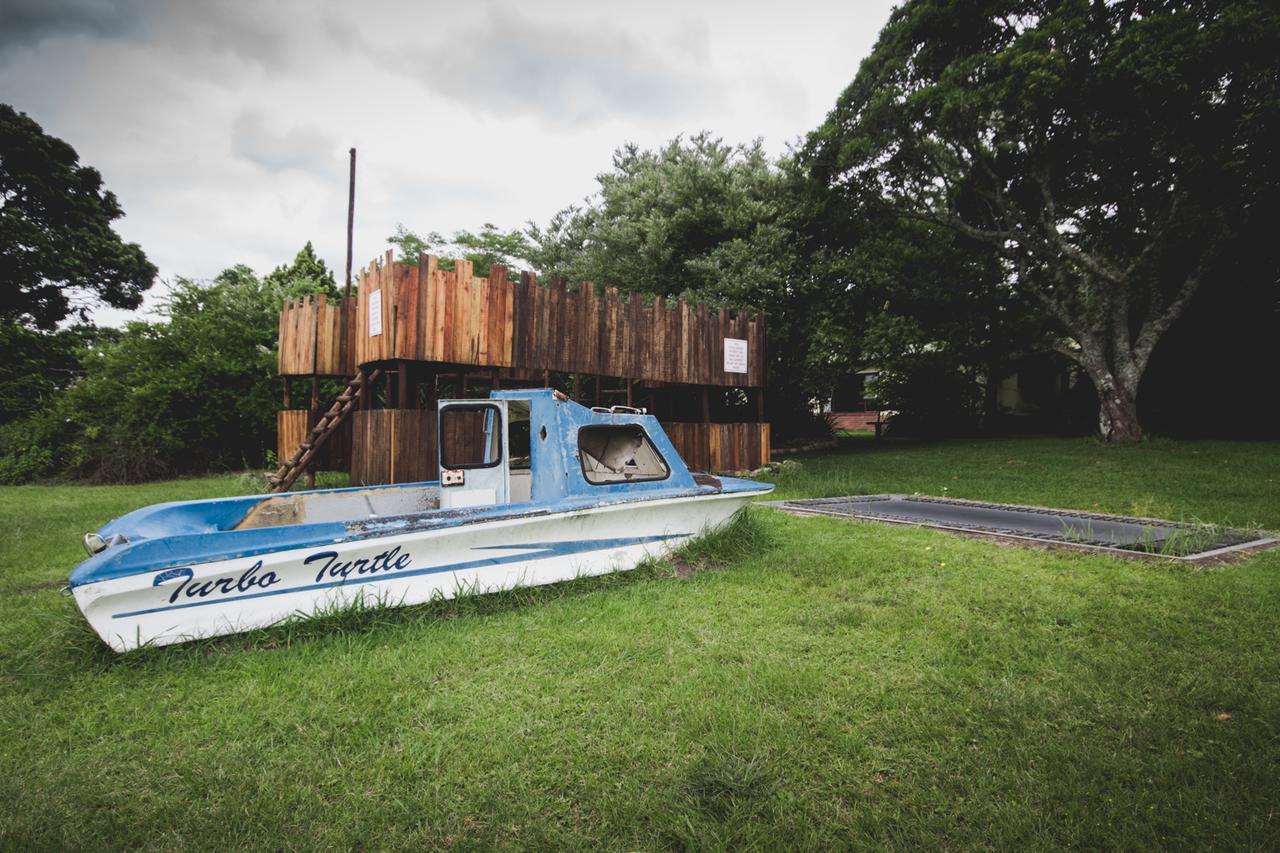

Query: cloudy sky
<box><xmin>1</xmin><ymin>0</ymin><xmax>896</xmax><ymax>324</ymax></box>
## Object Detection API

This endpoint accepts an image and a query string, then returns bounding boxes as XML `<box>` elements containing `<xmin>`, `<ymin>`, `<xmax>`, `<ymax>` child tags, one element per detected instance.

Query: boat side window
<box><xmin>440</xmin><ymin>405</ymin><xmax>502</xmax><ymax>469</ymax></box>
<box><xmin>578</xmin><ymin>425</ymin><xmax>669</xmax><ymax>485</ymax></box>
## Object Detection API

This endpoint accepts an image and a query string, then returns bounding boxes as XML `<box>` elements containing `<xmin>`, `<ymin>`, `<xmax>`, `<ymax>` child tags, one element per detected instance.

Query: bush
<box><xmin>0</xmin><ymin>410</ymin><xmax>68</xmax><ymax>483</ymax></box>
<box><xmin>0</xmin><ymin>266</ymin><xmax>292</xmax><ymax>483</ymax></box>
<box><xmin>867</xmin><ymin>351</ymin><xmax>983</xmax><ymax>438</ymax></box>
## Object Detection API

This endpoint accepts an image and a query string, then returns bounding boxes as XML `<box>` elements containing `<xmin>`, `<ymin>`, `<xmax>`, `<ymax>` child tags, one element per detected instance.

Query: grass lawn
<box><xmin>2</xmin><ymin>436</ymin><xmax>1279</xmax><ymax>849</ymax></box>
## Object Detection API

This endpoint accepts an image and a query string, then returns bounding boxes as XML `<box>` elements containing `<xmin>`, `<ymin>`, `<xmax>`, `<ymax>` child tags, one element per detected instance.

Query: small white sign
<box><xmin>368</xmin><ymin>289</ymin><xmax>383</xmax><ymax>337</ymax></box>
<box><xmin>723</xmin><ymin>337</ymin><xmax>748</xmax><ymax>374</ymax></box>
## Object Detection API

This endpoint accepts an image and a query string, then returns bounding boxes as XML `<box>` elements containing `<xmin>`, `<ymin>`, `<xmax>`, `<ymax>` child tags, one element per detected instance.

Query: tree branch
<box><xmin>1131</xmin><ymin>264</ymin><xmax>1204</xmax><ymax>373</ymax></box>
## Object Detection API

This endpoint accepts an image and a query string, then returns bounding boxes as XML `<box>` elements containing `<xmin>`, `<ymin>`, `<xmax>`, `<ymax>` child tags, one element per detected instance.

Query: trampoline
<box><xmin>766</xmin><ymin>495</ymin><xmax>1275</xmax><ymax>560</ymax></box>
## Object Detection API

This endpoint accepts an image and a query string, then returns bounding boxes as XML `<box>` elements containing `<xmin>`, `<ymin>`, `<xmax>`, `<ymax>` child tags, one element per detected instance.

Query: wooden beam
<box><xmin>397</xmin><ymin>362</ymin><xmax>411</xmax><ymax>409</ymax></box>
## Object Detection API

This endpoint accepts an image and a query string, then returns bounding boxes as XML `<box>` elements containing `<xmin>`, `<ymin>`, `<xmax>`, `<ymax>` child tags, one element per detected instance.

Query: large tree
<box><xmin>806</xmin><ymin>0</ymin><xmax>1279</xmax><ymax>440</ymax></box>
<box><xmin>527</xmin><ymin>132</ymin><xmax>793</xmax><ymax>306</ymax></box>
<box><xmin>0</xmin><ymin>104</ymin><xmax>156</xmax><ymax>329</ymax></box>
<box><xmin>263</xmin><ymin>240</ymin><xmax>338</xmax><ymax>301</ymax></box>
<box><xmin>527</xmin><ymin>133</ymin><xmax>843</xmax><ymax>435</ymax></box>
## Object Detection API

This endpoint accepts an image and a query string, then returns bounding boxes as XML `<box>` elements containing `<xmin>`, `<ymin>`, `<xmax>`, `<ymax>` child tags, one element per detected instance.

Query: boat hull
<box><xmin>73</xmin><ymin>492</ymin><xmax>751</xmax><ymax>652</ymax></box>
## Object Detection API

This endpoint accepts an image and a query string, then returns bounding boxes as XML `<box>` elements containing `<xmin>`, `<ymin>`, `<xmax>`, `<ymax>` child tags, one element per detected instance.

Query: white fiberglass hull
<box><xmin>73</xmin><ymin>492</ymin><xmax>750</xmax><ymax>652</ymax></box>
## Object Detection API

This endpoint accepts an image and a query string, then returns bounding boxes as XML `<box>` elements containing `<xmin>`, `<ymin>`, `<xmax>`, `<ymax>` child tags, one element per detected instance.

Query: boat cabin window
<box><xmin>439</xmin><ymin>405</ymin><xmax>502</xmax><ymax>469</ymax></box>
<box><xmin>578</xmin><ymin>425</ymin><xmax>669</xmax><ymax>485</ymax></box>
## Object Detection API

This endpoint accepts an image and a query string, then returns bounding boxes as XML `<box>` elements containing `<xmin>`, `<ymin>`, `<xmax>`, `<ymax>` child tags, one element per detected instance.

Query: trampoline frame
<box><xmin>764</xmin><ymin>495</ymin><xmax>1277</xmax><ymax>562</ymax></box>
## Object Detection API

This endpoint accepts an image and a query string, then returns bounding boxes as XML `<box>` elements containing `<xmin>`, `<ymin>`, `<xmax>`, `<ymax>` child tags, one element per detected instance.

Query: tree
<box><xmin>388</xmin><ymin>223</ymin><xmax>533</xmax><ymax>278</ymax></box>
<box><xmin>0</xmin><ymin>104</ymin><xmax>156</xmax><ymax>329</ymax></box>
<box><xmin>0</xmin><ymin>322</ymin><xmax>117</xmax><ymax>426</ymax></box>
<box><xmin>841</xmin><ymin>213</ymin><xmax>1047</xmax><ymax>432</ymax></box>
<box><xmin>0</xmin><ymin>266</ymin><xmax>284</xmax><ymax>483</ymax></box>
<box><xmin>527</xmin><ymin>134</ymin><xmax>844</xmax><ymax>436</ymax></box>
<box><xmin>527</xmin><ymin>133</ymin><xmax>792</xmax><ymax>305</ymax></box>
<box><xmin>263</xmin><ymin>240</ymin><xmax>339</xmax><ymax>301</ymax></box>
<box><xmin>805</xmin><ymin>0</ymin><xmax>1280</xmax><ymax>441</ymax></box>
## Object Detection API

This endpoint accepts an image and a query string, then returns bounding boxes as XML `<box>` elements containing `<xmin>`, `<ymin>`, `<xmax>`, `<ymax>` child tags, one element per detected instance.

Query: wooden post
<box><xmin>423</xmin><ymin>369</ymin><xmax>437</xmax><ymax>409</ymax></box>
<box><xmin>282</xmin><ymin>377</ymin><xmax>291</xmax><ymax>409</ymax></box>
<box><xmin>305</xmin><ymin>376</ymin><xmax>320</xmax><ymax>489</ymax></box>
<box><xmin>389</xmin><ymin>409</ymin><xmax>397</xmax><ymax>485</ymax></box>
<box><xmin>626</xmin><ymin>379</ymin><xmax>633</xmax><ymax>408</ymax></box>
<box><xmin>397</xmin><ymin>361</ymin><xmax>411</xmax><ymax>409</ymax></box>
<box><xmin>344</xmin><ymin>148</ymin><xmax>356</xmax><ymax>299</ymax></box>
<box><xmin>339</xmin><ymin>148</ymin><xmax>356</xmax><ymax>381</ymax></box>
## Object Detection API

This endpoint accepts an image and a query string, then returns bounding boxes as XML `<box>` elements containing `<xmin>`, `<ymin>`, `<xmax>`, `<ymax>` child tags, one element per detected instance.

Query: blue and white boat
<box><xmin>70</xmin><ymin>390</ymin><xmax>772</xmax><ymax>651</ymax></box>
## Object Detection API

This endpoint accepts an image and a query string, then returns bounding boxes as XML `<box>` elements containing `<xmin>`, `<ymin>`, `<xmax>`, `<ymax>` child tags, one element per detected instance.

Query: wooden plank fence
<box><xmin>280</xmin><ymin>253</ymin><xmax>766</xmax><ymax>387</ymax></box>
<box><xmin>276</xmin><ymin>409</ymin><xmax>353</xmax><ymax>471</ymax></box>
<box><xmin>663</xmin><ymin>422</ymin><xmax>771</xmax><ymax>474</ymax></box>
<box><xmin>344</xmin><ymin>411</ymin><xmax>770</xmax><ymax>484</ymax></box>
<box><xmin>277</xmin><ymin>295</ymin><xmax>356</xmax><ymax>376</ymax></box>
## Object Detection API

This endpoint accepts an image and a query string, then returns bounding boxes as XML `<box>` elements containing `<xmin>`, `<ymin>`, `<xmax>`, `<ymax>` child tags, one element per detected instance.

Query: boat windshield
<box><xmin>578</xmin><ymin>425</ymin><xmax>669</xmax><ymax>485</ymax></box>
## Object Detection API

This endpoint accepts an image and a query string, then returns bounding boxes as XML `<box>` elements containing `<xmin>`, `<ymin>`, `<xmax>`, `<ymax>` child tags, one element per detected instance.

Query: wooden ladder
<box><xmin>268</xmin><ymin>367</ymin><xmax>382</xmax><ymax>493</ymax></box>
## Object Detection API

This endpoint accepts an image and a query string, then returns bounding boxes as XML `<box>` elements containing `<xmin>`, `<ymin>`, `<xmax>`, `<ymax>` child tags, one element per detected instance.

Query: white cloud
<box><xmin>378</xmin><ymin>8</ymin><xmax>726</xmax><ymax>126</ymax></box>
<box><xmin>231</xmin><ymin>111</ymin><xmax>335</xmax><ymax>174</ymax></box>
<box><xmin>0</xmin><ymin>0</ymin><xmax>897</xmax><ymax>325</ymax></box>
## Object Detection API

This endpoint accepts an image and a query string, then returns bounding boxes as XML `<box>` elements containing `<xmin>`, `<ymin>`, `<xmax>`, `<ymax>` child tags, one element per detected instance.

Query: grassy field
<box><xmin>2</xmin><ymin>436</ymin><xmax>1279</xmax><ymax>849</ymax></box>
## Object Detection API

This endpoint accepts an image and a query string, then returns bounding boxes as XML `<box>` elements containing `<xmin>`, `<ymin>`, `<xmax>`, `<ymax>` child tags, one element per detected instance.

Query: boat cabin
<box><xmin>238</xmin><ymin>389</ymin><xmax>703</xmax><ymax>530</ymax></box>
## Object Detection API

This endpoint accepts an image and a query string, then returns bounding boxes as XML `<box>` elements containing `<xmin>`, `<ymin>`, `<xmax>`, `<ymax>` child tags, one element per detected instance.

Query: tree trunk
<box><xmin>1076</xmin><ymin>351</ymin><xmax>1143</xmax><ymax>443</ymax></box>
<box><xmin>1096</xmin><ymin>379</ymin><xmax>1142</xmax><ymax>442</ymax></box>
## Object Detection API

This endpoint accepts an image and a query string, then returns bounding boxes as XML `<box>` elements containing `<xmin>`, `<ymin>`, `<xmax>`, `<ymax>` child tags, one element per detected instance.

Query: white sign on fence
<box><xmin>723</xmin><ymin>337</ymin><xmax>748</xmax><ymax>374</ymax></box>
<box><xmin>368</xmin><ymin>289</ymin><xmax>383</xmax><ymax>337</ymax></box>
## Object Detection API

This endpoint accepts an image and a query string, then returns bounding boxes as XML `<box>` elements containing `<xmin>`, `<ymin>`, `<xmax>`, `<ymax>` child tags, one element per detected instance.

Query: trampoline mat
<box><xmin>767</xmin><ymin>495</ymin><xmax>1271</xmax><ymax>559</ymax></box>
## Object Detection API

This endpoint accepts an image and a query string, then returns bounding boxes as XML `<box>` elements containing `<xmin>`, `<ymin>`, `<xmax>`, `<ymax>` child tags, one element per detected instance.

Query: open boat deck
<box><xmin>236</xmin><ymin>485</ymin><xmax>442</xmax><ymax>529</ymax></box>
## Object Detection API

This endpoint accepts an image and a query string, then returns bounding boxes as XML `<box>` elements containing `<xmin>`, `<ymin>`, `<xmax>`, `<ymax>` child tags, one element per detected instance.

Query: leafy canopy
<box><xmin>804</xmin><ymin>0</ymin><xmax>1280</xmax><ymax>439</ymax></box>
<box><xmin>263</xmin><ymin>240</ymin><xmax>339</xmax><ymax>301</ymax></box>
<box><xmin>0</xmin><ymin>104</ymin><xmax>156</xmax><ymax>329</ymax></box>
<box><xmin>0</xmin><ymin>242</ymin><xmax>341</xmax><ymax>483</ymax></box>
<box><xmin>388</xmin><ymin>223</ymin><xmax>533</xmax><ymax>278</ymax></box>
<box><xmin>527</xmin><ymin>132</ymin><xmax>793</xmax><ymax>306</ymax></box>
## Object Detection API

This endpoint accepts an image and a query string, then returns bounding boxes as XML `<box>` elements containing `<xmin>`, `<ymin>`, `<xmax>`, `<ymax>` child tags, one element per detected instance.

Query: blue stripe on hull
<box><xmin>110</xmin><ymin>533</ymin><xmax>686</xmax><ymax>620</ymax></box>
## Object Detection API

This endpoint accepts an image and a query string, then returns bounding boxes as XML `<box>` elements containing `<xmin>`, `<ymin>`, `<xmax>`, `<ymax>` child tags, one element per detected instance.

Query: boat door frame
<box><xmin>437</xmin><ymin>399</ymin><xmax>510</xmax><ymax>508</ymax></box>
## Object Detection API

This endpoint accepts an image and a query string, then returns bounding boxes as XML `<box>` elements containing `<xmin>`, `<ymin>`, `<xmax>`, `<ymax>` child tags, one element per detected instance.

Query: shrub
<box><xmin>0</xmin><ymin>266</ymin><xmax>293</xmax><ymax>483</ymax></box>
<box><xmin>867</xmin><ymin>351</ymin><xmax>983</xmax><ymax>438</ymax></box>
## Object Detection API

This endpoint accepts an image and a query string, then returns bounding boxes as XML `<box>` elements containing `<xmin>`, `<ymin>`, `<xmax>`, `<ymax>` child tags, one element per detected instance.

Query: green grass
<box><xmin>2</xmin><ymin>437</ymin><xmax>1279</xmax><ymax>849</ymax></box>
<box><xmin>768</xmin><ymin>433</ymin><xmax>1280</xmax><ymax>529</ymax></box>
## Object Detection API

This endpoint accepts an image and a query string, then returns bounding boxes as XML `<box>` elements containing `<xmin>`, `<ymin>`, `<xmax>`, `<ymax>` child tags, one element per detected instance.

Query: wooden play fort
<box><xmin>274</xmin><ymin>251</ymin><xmax>770</xmax><ymax>489</ymax></box>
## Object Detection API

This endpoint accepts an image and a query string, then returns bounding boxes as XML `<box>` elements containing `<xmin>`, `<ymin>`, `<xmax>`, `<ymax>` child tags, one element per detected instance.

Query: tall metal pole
<box><xmin>344</xmin><ymin>147</ymin><xmax>356</xmax><ymax>298</ymax></box>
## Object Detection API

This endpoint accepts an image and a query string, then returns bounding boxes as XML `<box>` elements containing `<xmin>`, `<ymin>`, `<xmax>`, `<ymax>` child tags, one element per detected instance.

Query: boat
<box><xmin>69</xmin><ymin>389</ymin><xmax>773</xmax><ymax>652</ymax></box>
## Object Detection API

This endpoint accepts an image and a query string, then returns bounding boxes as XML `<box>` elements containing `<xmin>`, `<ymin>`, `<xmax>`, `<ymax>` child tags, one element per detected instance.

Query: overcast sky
<box><xmin>1</xmin><ymin>0</ymin><xmax>896</xmax><ymax>324</ymax></box>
